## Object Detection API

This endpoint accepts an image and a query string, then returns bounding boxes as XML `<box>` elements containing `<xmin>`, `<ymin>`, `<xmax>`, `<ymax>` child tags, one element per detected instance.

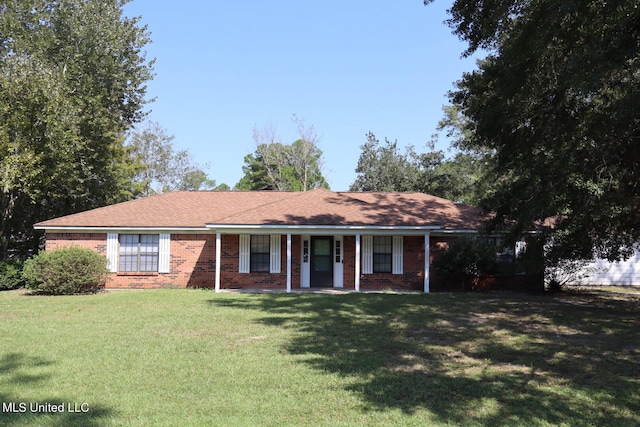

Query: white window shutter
<box><xmin>362</xmin><ymin>235</ymin><xmax>373</xmax><ymax>274</ymax></box>
<box><xmin>270</xmin><ymin>234</ymin><xmax>281</xmax><ymax>273</ymax></box>
<box><xmin>392</xmin><ymin>235</ymin><xmax>403</xmax><ymax>275</ymax></box>
<box><xmin>239</xmin><ymin>234</ymin><xmax>250</xmax><ymax>273</ymax></box>
<box><xmin>106</xmin><ymin>233</ymin><xmax>118</xmax><ymax>273</ymax></box>
<box><xmin>158</xmin><ymin>233</ymin><xmax>171</xmax><ymax>273</ymax></box>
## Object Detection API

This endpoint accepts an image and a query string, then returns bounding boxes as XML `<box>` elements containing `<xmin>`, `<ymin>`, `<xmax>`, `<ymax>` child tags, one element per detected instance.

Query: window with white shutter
<box><xmin>392</xmin><ymin>235</ymin><xmax>403</xmax><ymax>275</ymax></box>
<box><xmin>362</xmin><ymin>235</ymin><xmax>373</xmax><ymax>274</ymax></box>
<box><xmin>270</xmin><ymin>234</ymin><xmax>281</xmax><ymax>273</ymax></box>
<box><xmin>239</xmin><ymin>234</ymin><xmax>250</xmax><ymax>273</ymax></box>
<box><xmin>158</xmin><ymin>233</ymin><xmax>171</xmax><ymax>273</ymax></box>
<box><xmin>106</xmin><ymin>233</ymin><xmax>118</xmax><ymax>273</ymax></box>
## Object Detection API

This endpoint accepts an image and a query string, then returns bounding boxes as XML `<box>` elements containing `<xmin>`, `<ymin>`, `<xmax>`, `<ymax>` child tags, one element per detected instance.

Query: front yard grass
<box><xmin>1</xmin><ymin>288</ymin><xmax>639</xmax><ymax>426</ymax></box>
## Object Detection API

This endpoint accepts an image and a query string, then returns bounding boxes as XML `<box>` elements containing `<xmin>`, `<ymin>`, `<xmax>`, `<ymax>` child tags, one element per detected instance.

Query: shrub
<box><xmin>432</xmin><ymin>236</ymin><xmax>500</xmax><ymax>290</ymax></box>
<box><xmin>0</xmin><ymin>260</ymin><xmax>25</xmax><ymax>290</ymax></box>
<box><xmin>544</xmin><ymin>258</ymin><xmax>604</xmax><ymax>292</ymax></box>
<box><xmin>23</xmin><ymin>247</ymin><xmax>108</xmax><ymax>295</ymax></box>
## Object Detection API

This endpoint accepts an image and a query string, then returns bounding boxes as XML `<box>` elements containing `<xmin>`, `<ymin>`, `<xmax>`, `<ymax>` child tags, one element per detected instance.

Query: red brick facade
<box><xmin>45</xmin><ymin>232</ymin><xmax>538</xmax><ymax>291</ymax></box>
<box><xmin>45</xmin><ymin>232</ymin><xmax>441</xmax><ymax>290</ymax></box>
<box><xmin>46</xmin><ymin>233</ymin><xmax>107</xmax><ymax>253</ymax></box>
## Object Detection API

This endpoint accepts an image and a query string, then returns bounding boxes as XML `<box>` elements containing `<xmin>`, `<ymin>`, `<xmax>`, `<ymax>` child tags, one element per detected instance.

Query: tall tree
<box><xmin>350</xmin><ymin>132</ymin><xmax>481</xmax><ymax>204</ymax></box>
<box><xmin>127</xmin><ymin>122</ymin><xmax>218</xmax><ymax>196</ymax></box>
<box><xmin>427</xmin><ymin>0</ymin><xmax>640</xmax><ymax>261</ymax></box>
<box><xmin>236</xmin><ymin>118</ymin><xmax>328</xmax><ymax>191</ymax></box>
<box><xmin>0</xmin><ymin>0</ymin><xmax>154</xmax><ymax>255</ymax></box>
<box><xmin>350</xmin><ymin>132</ymin><xmax>421</xmax><ymax>192</ymax></box>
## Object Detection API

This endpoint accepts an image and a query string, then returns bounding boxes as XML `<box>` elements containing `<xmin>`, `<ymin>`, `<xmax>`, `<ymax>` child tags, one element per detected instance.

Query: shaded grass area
<box><xmin>1</xmin><ymin>289</ymin><xmax>639</xmax><ymax>426</ymax></box>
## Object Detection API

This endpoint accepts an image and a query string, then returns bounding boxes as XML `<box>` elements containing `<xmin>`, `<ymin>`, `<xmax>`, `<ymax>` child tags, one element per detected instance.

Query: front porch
<box><xmin>211</xmin><ymin>231</ymin><xmax>439</xmax><ymax>293</ymax></box>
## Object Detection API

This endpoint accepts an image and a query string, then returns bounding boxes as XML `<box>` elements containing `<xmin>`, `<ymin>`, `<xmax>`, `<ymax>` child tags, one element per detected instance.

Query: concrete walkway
<box><xmin>217</xmin><ymin>288</ymin><xmax>422</xmax><ymax>294</ymax></box>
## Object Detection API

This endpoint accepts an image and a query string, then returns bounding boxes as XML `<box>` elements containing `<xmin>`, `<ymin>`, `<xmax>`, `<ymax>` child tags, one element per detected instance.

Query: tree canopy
<box><xmin>236</xmin><ymin>117</ymin><xmax>329</xmax><ymax>191</ymax></box>
<box><xmin>350</xmin><ymin>132</ymin><xmax>482</xmax><ymax>204</ymax></box>
<box><xmin>127</xmin><ymin>122</ymin><xmax>219</xmax><ymax>196</ymax></box>
<box><xmin>0</xmin><ymin>0</ymin><xmax>154</xmax><ymax>255</ymax></box>
<box><xmin>429</xmin><ymin>0</ymin><xmax>640</xmax><ymax>261</ymax></box>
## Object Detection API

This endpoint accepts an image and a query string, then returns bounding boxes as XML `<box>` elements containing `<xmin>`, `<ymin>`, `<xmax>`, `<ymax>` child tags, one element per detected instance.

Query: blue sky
<box><xmin>123</xmin><ymin>0</ymin><xmax>478</xmax><ymax>191</ymax></box>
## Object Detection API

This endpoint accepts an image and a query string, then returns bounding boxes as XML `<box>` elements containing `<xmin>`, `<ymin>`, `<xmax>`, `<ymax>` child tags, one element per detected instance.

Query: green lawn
<box><xmin>1</xmin><ymin>288</ymin><xmax>639</xmax><ymax>426</ymax></box>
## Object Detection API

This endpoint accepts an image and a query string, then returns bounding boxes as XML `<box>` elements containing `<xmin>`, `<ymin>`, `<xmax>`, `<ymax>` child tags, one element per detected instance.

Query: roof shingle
<box><xmin>35</xmin><ymin>189</ymin><xmax>486</xmax><ymax>230</ymax></box>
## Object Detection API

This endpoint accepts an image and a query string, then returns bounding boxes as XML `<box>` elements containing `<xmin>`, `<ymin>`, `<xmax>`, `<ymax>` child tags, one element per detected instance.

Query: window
<box><xmin>250</xmin><ymin>235</ymin><xmax>270</xmax><ymax>272</ymax></box>
<box><xmin>373</xmin><ymin>236</ymin><xmax>392</xmax><ymax>273</ymax></box>
<box><xmin>119</xmin><ymin>234</ymin><xmax>159</xmax><ymax>272</ymax></box>
<box><xmin>239</xmin><ymin>234</ymin><xmax>281</xmax><ymax>273</ymax></box>
<box><xmin>362</xmin><ymin>235</ymin><xmax>403</xmax><ymax>275</ymax></box>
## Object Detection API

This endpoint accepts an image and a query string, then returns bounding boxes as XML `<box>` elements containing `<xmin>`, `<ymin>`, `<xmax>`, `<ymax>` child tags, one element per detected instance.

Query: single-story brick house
<box><xmin>34</xmin><ymin>188</ymin><xmax>519</xmax><ymax>292</ymax></box>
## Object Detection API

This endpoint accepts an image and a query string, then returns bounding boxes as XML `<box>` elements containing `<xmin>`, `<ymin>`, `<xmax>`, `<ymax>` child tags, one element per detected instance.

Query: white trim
<box><xmin>286</xmin><ymin>234</ymin><xmax>292</xmax><ymax>293</ymax></box>
<box><xmin>392</xmin><ymin>235</ymin><xmax>403</xmax><ymax>275</ymax></box>
<box><xmin>36</xmin><ymin>226</ymin><xmax>210</xmax><ymax>232</ymax></box>
<box><xmin>430</xmin><ymin>230</ymin><xmax>479</xmax><ymax>235</ymax></box>
<box><xmin>106</xmin><ymin>233</ymin><xmax>118</xmax><ymax>273</ymax></box>
<box><xmin>361</xmin><ymin>235</ymin><xmax>373</xmax><ymax>274</ymax></box>
<box><xmin>301</xmin><ymin>235</ymin><xmax>310</xmax><ymax>288</ymax></box>
<box><xmin>239</xmin><ymin>234</ymin><xmax>250</xmax><ymax>273</ymax></box>
<box><xmin>215</xmin><ymin>232</ymin><xmax>221</xmax><ymax>292</ymax></box>
<box><xmin>355</xmin><ymin>234</ymin><xmax>361</xmax><ymax>292</ymax></box>
<box><xmin>270</xmin><ymin>234</ymin><xmax>281</xmax><ymax>273</ymax></box>
<box><xmin>158</xmin><ymin>233</ymin><xmax>171</xmax><ymax>273</ymax></box>
<box><xmin>206</xmin><ymin>224</ymin><xmax>441</xmax><ymax>236</ymax></box>
<box><xmin>37</xmin><ymin>225</ymin><xmax>487</xmax><ymax>237</ymax></box>
<box><xmin>39</xmin><ymin>225</ymin><xmax>484</xmax><ymax>238</ymax></box>
<box><xmin>424</xmin><ymin>234</ymin><xmax>430</xmax><ymax>293</ymax></box>
<box><xmin>333</xmin><ymin>235</ymin><xmax>344</xmax><ymax>288</ymax></box>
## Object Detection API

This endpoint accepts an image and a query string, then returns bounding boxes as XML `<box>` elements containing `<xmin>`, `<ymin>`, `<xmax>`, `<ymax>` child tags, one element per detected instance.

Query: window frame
<box><xmin>373</xmin><ymin>235</ymin><xmax>393</xmax><ymax>273</ymax></box>
<box><xmin>118</xmin><ymin>234</ymin><xmax>160</xmax><ymax>273</ymax></box>
<box><xmin>250</xmin><ymin>235</ymin><xmax>271</xmax><ymax>273</ymax></box>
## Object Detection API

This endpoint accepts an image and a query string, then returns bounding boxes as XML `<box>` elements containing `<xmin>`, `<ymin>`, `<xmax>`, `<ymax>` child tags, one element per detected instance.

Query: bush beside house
<box><xmin>432</xmin><ymin>236</ymin><xmax>545</xmax><ymax>292</ymax></box>
<box><xmin>23</xmin><ymin>246</ymin><xmax>108</xmax><ymax>295</ymax></box>
<box><xmin>0</xmin><ymin>260</ymin><xmax>25</xmax><ymax>290</ymax></box>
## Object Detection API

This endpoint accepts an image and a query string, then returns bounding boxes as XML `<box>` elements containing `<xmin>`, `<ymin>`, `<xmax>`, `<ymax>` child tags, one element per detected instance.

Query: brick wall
<box><xmin>46</xmin><ymin>233</ymin><xmax>107</xmax><ymax>254</ymax></box>
<box><xmin>218</xmin><ymin>234</ymin><xmax>301</xmax><ymax>290</ymax></box>
<box><xmin>342</xmin><ymin>235</ymin><xmax>427</xmax><ymax>291</ymax></box>
<box><xmin>46</xmin><ymin>232</ymin><xmax>303</xmax><ymax>289</ymax></box>
<box><xmin>47</xmin><ymin>232</ymin><xmax>533</xmax><ymax>291</ymax></box>
<box><xmin>102</xmin><ymin>233</ymin><xmax>217</xmax><ymax>289</ymax></box>
<box><xmin>343</xmin><ymin>236</ymin><xmax>357</xmax><ymax>290</ymax></box>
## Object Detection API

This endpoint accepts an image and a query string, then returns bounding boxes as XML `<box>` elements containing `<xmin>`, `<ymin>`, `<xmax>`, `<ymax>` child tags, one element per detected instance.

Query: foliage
<box><xmin>427</xmin><ymin>0</ymin><xmax>640</xmax><ymax>262</ymax></box>
<box><xmin>23</xmin><ymin>247</ymin><xmax>108</xmax><ymax>294</ymax></box>
<box><xmin>350</xmin><ymin>132</ymin><xmax>482</xmax><ymax>204</ymax></box>
<box><xmin>0</xmin><ymin>0</ymin><xmax>154</xmax><ymax>256</ymax></box>
<box><xmin>236</xmin><ymin>117</ymin><xmax>328</xmax><ymax>191</ymax></box>
<box><xmin>432</xmin><ymin>236</ymin><xmax>500</xmax><ymax>280</ymax></box>
<box><xmin>127</xmin><ymin>121</ymin><xmax>219</xmax><ymax>196</ymax></box>
<box><xmin>350</xmin><ymin>132</ymin><xmax>421</xmax><ymax>192</ymax></box>
<box><xmin>0</xmin><ymin>259</ymin><xmax>24</xmax><ymax>291</ymax></box>
<box><xmin>544</xmin><ymin>258</ymin><xmax>602</xmax><ymax>293</ymax></box>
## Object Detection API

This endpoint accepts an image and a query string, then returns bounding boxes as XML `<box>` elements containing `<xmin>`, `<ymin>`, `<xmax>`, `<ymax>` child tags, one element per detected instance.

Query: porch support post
<box><xmin>424</xmin><ymin>233</ymin><xmax>430</xmax><ymax>293</ymax></box>
<box><xmin>286</xmin><ymin>233</ymin><xmax>292</xmax><ymax>293</ymax></box>
<box><xmin>355</xmin><ymin>234</ymin><xmax>361</xmax><ymax>292</ymax></box>
<box><xmin>215</xmin><ymin>232</ymin><xmax>221</xmax><ymax>292</ymax></box>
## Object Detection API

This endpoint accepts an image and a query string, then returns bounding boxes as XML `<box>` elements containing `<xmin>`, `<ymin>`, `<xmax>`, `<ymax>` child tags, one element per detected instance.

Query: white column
<box><xmin>355</xmin><ymin>234</ymin><xmax>361</xmax><ymax>292</ymax></box>
<box><xmin>286</xmin><ymin>234</ymin><xmax>292</xmax><ymax>293</ymax></box>
<box><xmin>424</xmin><ymin>233</ymin><xmax>430</xmax><ymax>293</ymax></box>
<box><xmin>215</xmin><ymin>232</ymin><xmax>221</xmax><ymax>292</ymax></box>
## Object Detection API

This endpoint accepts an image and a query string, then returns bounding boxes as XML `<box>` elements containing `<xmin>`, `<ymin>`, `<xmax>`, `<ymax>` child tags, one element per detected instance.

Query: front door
<box><xmin>311</xmin><ymin>236</ymin><xmax>333</xmax><ymax>287</ymax></box>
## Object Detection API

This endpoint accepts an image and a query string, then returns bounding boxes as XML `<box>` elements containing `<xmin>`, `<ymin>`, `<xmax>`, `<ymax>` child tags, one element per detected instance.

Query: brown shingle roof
<box><xmin>35</xmin><ymin>188</ymin><xmax>486</xmax><ymax>230</ymax></box>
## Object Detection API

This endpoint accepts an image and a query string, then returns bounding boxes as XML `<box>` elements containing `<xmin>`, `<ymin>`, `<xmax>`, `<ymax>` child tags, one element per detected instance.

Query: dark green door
<box><xmin>311</xmin><ymin>236</ymin><xmax>333</xmax><ymax>287</ymax></box>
